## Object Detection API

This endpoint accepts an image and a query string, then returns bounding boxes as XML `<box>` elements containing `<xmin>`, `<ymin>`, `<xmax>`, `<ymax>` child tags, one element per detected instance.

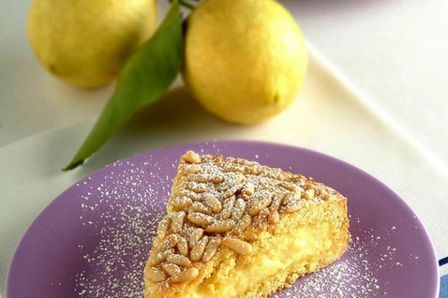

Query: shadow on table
<box><xmin>124</xmin><ymin>86</ymin><xmax>230</xmax><ymax>135</ymax></box>
<box><xmin>72</xmin><ymin>86</ymin><xmax>259</xmax><ymax>178</ymax></box>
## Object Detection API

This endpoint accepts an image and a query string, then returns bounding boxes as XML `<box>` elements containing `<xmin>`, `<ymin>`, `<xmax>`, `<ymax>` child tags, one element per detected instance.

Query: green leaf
<box><xmin>63</xmin><ymin>1</ymin><xmax>183</xmax><ymax>171</ymax></box>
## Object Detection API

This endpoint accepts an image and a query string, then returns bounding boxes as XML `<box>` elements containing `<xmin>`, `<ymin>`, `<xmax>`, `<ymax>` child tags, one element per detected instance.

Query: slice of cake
<box><xmin>144</xmin><ymin>151</ymin><xmax>350</xmax><ymax>298</ymax></box>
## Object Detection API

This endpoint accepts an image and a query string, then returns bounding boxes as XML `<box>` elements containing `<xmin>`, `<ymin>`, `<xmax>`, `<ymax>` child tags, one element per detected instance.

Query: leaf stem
<box><xmin>179</xmin><ymin>0</ymin><xmax>195</xmax><ymax>10</ymax></box>
<box><xmin>170</xmin><ymin>0</ymin><xmax>196</xmax><ymax>10</ymax></box>
<box><xmin>63</xmin><ymin>1</ymin><xmax>184</xmax><ymax>170</ymax></box>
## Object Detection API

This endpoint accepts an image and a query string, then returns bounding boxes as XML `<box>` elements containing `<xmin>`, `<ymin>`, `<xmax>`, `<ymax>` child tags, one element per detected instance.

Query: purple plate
<box><xmin>5</xmin><ymin>141</ymin><xmax>439</xmax><ymax>298</ymax></box>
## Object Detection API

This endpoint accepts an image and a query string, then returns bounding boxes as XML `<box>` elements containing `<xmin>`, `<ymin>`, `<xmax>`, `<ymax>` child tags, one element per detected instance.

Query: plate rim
<box><xmin>4</xmin><ymin>139</ymin><xmax>440</xmax><ymax>297</ymax></box>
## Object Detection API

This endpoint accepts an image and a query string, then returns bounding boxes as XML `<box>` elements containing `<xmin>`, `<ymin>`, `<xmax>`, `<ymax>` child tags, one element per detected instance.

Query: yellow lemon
<box><xmin>183</xmin><ymin>0</ymin><xmax>308</xmax><ymax>124</ymax></box>
<box><xmin>28</xmin><ymin>0</ymin><xmax>157</xmax><ymax>88</ymax></box>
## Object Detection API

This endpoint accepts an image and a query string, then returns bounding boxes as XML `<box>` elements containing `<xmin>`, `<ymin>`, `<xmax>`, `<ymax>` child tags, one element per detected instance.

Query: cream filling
<box><xmin>182</xmin><ymin>223</ymin><xmax>332</xmax><ymax>298</ymax></box>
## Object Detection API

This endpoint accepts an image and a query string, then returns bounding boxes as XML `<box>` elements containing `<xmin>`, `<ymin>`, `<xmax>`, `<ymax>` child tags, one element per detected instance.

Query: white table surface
<box><xmin>2</xmin><ymin>0</ymin><xmax>448</xmax><ymax>162</ymax></box>
<box><xmin>1</xmin><ymin>0</ymin><xmax>448</xmax><ymax>296</ymax></box>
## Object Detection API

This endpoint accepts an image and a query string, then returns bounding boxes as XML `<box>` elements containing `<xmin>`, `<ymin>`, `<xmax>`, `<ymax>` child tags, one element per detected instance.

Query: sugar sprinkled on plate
<box><xmin>70</xmin><ymin>150</ymin><xmax>407</xmax><ymax>298</ymax></box>
<box><xmin>74</xmin><ymin>158</ymin><xmax>170</xmax><ymax>297</ymax></box>
<box><xmin>275</xmin><ymin>218</ymin><xmax>404</xmax><ymax>298</ymax></box>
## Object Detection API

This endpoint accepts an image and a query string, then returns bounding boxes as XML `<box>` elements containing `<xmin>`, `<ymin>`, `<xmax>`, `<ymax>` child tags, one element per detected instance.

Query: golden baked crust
<box><xmin>144</xmin><ymin>151</ymin><xmax>350</xmax><ymax>298</ymax></box>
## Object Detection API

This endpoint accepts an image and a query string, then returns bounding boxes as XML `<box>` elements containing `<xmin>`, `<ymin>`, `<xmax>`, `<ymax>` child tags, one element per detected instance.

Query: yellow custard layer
<box><xmin>181</xmin><ymin>222</ymin><xmax>344</xmax><ymax>297</ymax></box>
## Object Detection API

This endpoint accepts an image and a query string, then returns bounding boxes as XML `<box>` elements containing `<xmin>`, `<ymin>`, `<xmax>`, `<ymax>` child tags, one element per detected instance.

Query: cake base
<box><xmin>146</xmin><ymin>199</ymin><xmax>349</xmax><ymax>298</ymax></box>
<box><xmin>144</xmin><ymin>152</ymin><xmax>350</xmax><ymax>298</ymax></box>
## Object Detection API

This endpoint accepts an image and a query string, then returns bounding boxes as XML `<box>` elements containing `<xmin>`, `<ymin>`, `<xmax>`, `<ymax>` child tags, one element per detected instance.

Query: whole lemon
<box><xmin>183</xmin><ymin>0</ymin><xmax>308</xmax><ymax>124</ymax></box>
<box><xmin>28</xmin><ymin>0</ymin><xmax>157</xmax><ymax>88</ymax></box>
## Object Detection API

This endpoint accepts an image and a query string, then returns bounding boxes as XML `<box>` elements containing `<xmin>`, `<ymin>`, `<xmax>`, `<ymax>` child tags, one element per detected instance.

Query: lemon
<box><xmin>183</xmin><ymin>0</ymin><xmax>308</xmax><ymax>124</ymax></box>
<box><xmin>28</xmin><ymin>0</ymin><xmax>157</xmax><ymax>88</ymax></box>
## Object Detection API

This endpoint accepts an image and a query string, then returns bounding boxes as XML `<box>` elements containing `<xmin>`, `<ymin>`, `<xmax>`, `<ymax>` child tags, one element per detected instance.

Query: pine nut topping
<box><xmin>206</xmin><ymin>219</ymin><xmax>235</xmax><ymax>233</ymax></box>
<box><xmin>212</xmin><ymin>176</ymin><xmax>224</xmax><ymax>184</ymax></box>
<box><xmin>181</xmin><ymin>164</ymin><xmax>201</xmax><ymax>174</ymax></box>
<box><xmin>187</xmin><ymin>227</ymin><xmax>204</xmax><ymax>249</ymax></box>
<box><xmin>221</xmin><ymin>237</ymin><xmax>253</xmax><ymax>255</ymax></box>
<box><xmin>148</xmin><ymin>250</ymin><xmax>169</xmax><ymax>266</ymax></box>
<box><xmin>171</xmin><ymin>211</ymin><xmax>185</xmax><ymax>233</ymax></box>
<box><xmin>242</xmin><ymin>182</ymin><xmax>255</xmax><ymax>196</ymax></box>
<box><xmin>220</xmin><ymin>195</ymin><xmax>236</xmax><ymax>219</ymax></box>
<box><xmin>190</xmin><ymin>174</ymin><xmax>210</xmax><ymax>183</ymax></box>
<box><xmin>177</xmin><ymin>236</ymin><xmax>189</xmax><ymax>256</ymax></box>
<box><xmin>157</xmin><ymin>217</ymin><xmax>170</xmax><ymax>239</ymax></box>
<box><xmin>187</xmin><ymin>182</ymin><xmax>207</xmax><ymax>193</ymax></box>
<box><xmin>182</xmin><ymin>151</ymin><xmax>201</xmax><ymax>164</ymax></box>
<box><xmin>279</xmin><ymin>181</ymin><xmax>297</xmax><ymax>192</ymax></box>
<box><xmin>172</xmin><ymin>197</ymin><xmax>193</xmax><ymax>210</ymax></box>
<box><xmin>191</xmin><ymin>236</ymin><xmax>209</xmax><ymax>261</ymax></box>
<box><xmin>159</xmin><ymin>234</ymin><xmax>179</xmax><ymax>251</ymax></box>
<box><xmin>269</xmin><ymin>193</ymin><xmax>284</xmax><ymax>212</ymax></box>
<box><xmin>284</xmin><ymin>201</ymin><xmax>301</xmax><ymax>213</ymax></box>
<box><xmin>190</xmin><ymin>202</ymin><xmax>213</xmax><ymax>215</ymax></box>
<box><xmin>187</xmin><ymin>212</ymin><xmax>215</xmax><ymax>226</ymax></box>
<box><xmin>233</xmin><ymin>214</ymin><xmax>251</xmax><ymax>235</ymax></box>
<box><xmin>166</xmin><ymin>254</ymin><xmax>191</xmax><ymax>267</ymax></box>
<box><xmin>283</xmin><ymin>192</ymin><xmax>299</xmax><ymax>205</ymax></box>
<box><xmin>146</xmin><ymin>266</ymin><xmax>166</xmax><ymax>282</ymax></box>
<box><xmin>177</xmin><ymin>189</ymin><xmax>199</xmax><ymax>200</ymax></box>
<box><xmin>231</xmin><ymin>198</ymin><xmax>246</xmax><ymax>221</ymax></box>
<box><xmin>169</xmin><ymin>268</ymin><xmax>199</xmax><ymax>283</ymax></box>
<box><xmin>304</xmin><ymin>189</ymin><xmax>315</xmax><ymax>200</ymax></box>
<box><xmin>148</xmin><ymin>151</ymin><xmax>340</xmax><ymax>286</ymax></box>
<box><xmin>202</xmin><ymin>237</ymin><xmax>221</xmax><ymax>262</ymax></box>
<box><xmin>203</xmin><ymin>194</ymin><xmax>222</xmax><ymax>213</ymax></box>
<box><xmin>248</xmin><ymin>194</ymin><xmax>272</xmax><ymax>216</ymax></box>
<box><xmin>161</xmin><ymin>262</ymin><xmax>181</xmax><ymax>276</ymax></box>
<box><xmin>268</xmin><ymin>210</ymin><xmax>280</xmax><ymax>224</ymax></box>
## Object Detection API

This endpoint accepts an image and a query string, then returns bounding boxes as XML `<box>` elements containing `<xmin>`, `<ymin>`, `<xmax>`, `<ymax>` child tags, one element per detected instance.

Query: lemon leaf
<box><xmin>63</xmin><ymin>1</ymin><xmax>183</xmax><ymax>171</ymax></box>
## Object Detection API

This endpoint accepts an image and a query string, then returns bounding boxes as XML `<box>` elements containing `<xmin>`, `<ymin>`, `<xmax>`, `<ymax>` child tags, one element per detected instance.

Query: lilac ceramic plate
<box><xmin>6</xmin><ymin>141</ymin><xmax>439</xmax><ymax>298</ymax></box>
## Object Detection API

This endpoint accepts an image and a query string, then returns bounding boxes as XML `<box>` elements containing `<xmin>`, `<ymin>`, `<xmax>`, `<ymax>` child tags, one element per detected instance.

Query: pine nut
<box><xmin>206</xmin><ymin>219</ymin><xmax>235</xmax><ymax>233</ymax></box>
<box><xmin>187</xmin><ymin>212</ymin><xmax>215</xmax><ymax>226</ymax></box>
<box><xmin>169</xmin><ymin>268</ymin><xmax>199</xmax><ymax>283</ymax></box>
<box><xmin>177</xmin><ymin>236</ymin><xmax>189</xmax><ymax>256</ymax></box>
<box><xmin>146</xmin><ymin>266</ymin><xmax>166</xmax><ymax>282</ymax></box>
<box><xmin>202</xmin><ymin>237</ymin><xmax>221</xmax><ymax>262</ymax></box>
<box><xmin>166</xmin><ymin>254</ymin><xmax>191</xmax><ymax>267</ymax></box>
<box><xmin>161</xmin><ymin>262</ymin><xmax>181</xmax><ymax>276</ymax></box>
<box><xmin>181</xmin><ymin>151</ymin><xmax>201</xmax><ymax>164</ymax></box>
<box><xmin>221</xmin><ymin>237</ymin><xmax>252</xmax><ymax>255</ymax></box>
<box><xmin>190</xmin><ymin>236</ymin><xmax>208</xmax><ymax>261</ymax></box>
<box><xmin>203</xmin><ymin>194</ymin><xmax>222</xmax><ymax>213</ymax></box>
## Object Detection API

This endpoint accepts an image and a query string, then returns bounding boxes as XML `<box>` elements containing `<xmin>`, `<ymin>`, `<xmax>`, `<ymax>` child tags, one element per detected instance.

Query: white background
<box><xmin>2</xmin><ymin>0</ymin><xmax>448</xmax><ymax>165</ymax></box>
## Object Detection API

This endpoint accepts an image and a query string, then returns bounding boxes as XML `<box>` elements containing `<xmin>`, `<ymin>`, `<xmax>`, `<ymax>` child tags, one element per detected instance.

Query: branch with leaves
<box><xmin>64</xmin><ymin>1</ymin><xmax>185</xmax><ymax>170</ymax></box>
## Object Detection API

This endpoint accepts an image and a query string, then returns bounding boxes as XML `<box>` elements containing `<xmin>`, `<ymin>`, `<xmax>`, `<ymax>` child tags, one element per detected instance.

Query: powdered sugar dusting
<box><xmin>276</xmin><ymin>221</ymin><xmax>403</xmax><ymax>298</ymax></box>
<box><xmin>69</xmin><ymin>149</ymin><xmax>408</xmax><ymax>298</ymax></box>
<box><xmin>74</xmin><ymin>158</ymin><xmax>172</xmax><ymax>297</ymax></box>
